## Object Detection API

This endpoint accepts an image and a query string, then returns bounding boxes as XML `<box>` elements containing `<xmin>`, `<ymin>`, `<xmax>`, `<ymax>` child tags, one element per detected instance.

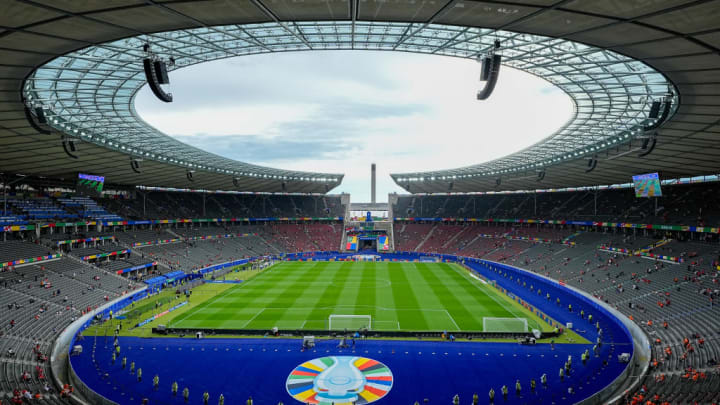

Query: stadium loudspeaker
<box><xmin>448</xmin><ymin>182</ymin><xmax>454</xmax><ymax>191</ymax></box>
<box><xmin>585</xmin><ymin>158</ymin><xmax>597</xmax><ymax>173</ymax></box>
<box><xmin>477</xmin><ymin>54</ymin><xmax>502</xmax><ymax>101</ymax></box>
<box><xmin>480</xmin><ymin>56</ymin><xmax>492</xmax><ymax>81</ymax></box>
<box><xmin>143</xmin><ymin>58</ymin><xmax>173</xmax><ymax>103</ymax></box>
<box><xmin>131</xmin><ymin>159</ymin><xmax>141</xmax><ymax>174</ymax></box>
<box><xmin>649</xmin><ymin>101</ymin><xmax>661</xmax><ymax>118</ymax></box>
<box><xmin>281</xmin><ymin>182</ymin><xmax>287</xmax><ymax>192</ymax></box>
<box><xmin>233</xmin><ymin>177</ymin><xmax>240</xmax><ymax>187</ymax></box>
<box><xmin>186</xmin><ymin>171</ymin><xmax>194</xmax><ymax>182</ymax></box>
<box><xmin>644</xmin><ymin>101</ymin><xmax>671</xmax><ymax>131</ymax></box>
<box><xmin>153</xmin><ymin>60</ymin><xmax>170</xmax><ymax>84</ymax></box>
<box><xmin>638</xmin><ymin>135</ymin><xmax>657</xmax><ymax>157</ymax></box>
<box><xmin>34</xmin><ymin>107</ymin><xmax>47</xmax><ymax>124</ymax></box>
<box><xmin>495</xmin><ymin>177</ymin><xmax>501</xmax><ymax>187</ymax></box>
<box><xmin>62</xmin><ymin>138</ymin><xmax>78</xmax><ymax>159</ymax></box>
<box><xmin>23</xmin><ymin>106</ymin><xmax>50</xmax><ymax>134</ymax></box>
<box><xmin>537</xmin><ymin>171</ymin><xmax>545</xmax><ymax>182</ymax></box>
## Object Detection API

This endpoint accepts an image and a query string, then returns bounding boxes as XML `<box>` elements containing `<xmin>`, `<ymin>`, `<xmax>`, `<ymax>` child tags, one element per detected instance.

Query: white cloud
<box><xmin>136</xmin><ymin>51</ymin><xmax>572</xmax><ymax>202</ymax></box>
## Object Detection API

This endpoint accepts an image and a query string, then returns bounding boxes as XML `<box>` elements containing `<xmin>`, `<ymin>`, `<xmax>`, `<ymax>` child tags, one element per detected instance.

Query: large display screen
<box><xmin>77</xmin><ymin>173</ymin><xmax>105</xmax><ymax>196</ymax></box>
<box><xmin>632</xmin><ymin>172</ymin><xmax>662</xmax><ymax>197</ymax></box>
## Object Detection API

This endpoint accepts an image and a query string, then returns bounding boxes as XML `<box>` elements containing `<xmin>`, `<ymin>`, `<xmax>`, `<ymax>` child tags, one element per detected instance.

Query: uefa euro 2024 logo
<box><xmin>286</xmin><ymin>356</ymin><xmax>393</xmax><ymax>404</ymax></box>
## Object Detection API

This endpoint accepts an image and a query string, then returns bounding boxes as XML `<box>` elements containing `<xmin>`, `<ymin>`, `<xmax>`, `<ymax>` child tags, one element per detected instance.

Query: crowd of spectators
<box><xmin>392</xmin><ymin>182</ymin><xmax>720</xmax><ymax>226</ymax></box>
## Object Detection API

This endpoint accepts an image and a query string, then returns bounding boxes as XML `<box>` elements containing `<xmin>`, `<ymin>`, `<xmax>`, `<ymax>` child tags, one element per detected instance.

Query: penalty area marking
<box><xmin>444</xmin><ymin>310</ymin><xmax>461</xmax><ymax>331</ymax></box>
<box><xmin>240</xmin><ymin>308</ymin><xmax>266</xmax><ymax>328</ymax></box>
<box><xmin>448</xmin><ymin>264</ymin><xmax>532</xmax><ymax>330</ymax></box>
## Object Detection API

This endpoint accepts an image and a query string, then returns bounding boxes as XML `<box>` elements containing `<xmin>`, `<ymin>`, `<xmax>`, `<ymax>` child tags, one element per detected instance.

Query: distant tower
<box><xmin>371</xmin><ymin>163</ymin><xmax>376</xmax><ymax>203</ymax></box>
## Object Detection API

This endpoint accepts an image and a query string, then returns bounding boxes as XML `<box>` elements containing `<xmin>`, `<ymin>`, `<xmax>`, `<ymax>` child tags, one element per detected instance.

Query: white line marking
<box><xmin>449</xmin><ymin>264</ymin><xmax>531</xmax><ymax>329</ymax></box>
<box><xmin>240</xmin><ymin>308</ymin><xmax>265</xmax><ymax>328</ymax></box>
<box><xmin>231</xmin><ymin>305</ymin><xmax>450</xmax><ymax>312</ymax></box>
<box><xmin>170</xmin><ymin>264</ymin><xmax>282</xmax><ymax>326</ymax></box>
<box><xmin>468</xmin><ymin>272</ymin><xmax>487</xmax><ymax>284</ymax></box>
<box><xmin>444</xmin><ymin>310</ymin><xmax>461</xmax><ymax>331</ymax></box>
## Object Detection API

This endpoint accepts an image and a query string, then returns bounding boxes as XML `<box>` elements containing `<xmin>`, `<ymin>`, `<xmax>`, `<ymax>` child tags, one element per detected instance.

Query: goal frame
<box><xmin>328</xmin><ymin>314</ymin><xmax>372</xmax><ymax>331</ymax></box>
<box><xmin>482</xmin><ymin>317</ymin><xmax>528</xmax><ymax>333</ymax></box>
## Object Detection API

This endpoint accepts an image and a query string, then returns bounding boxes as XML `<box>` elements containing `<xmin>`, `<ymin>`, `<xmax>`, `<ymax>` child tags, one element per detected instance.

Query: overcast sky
<box><xmin>135</xmin><ymin>51</ymin><xmax>571</xmax><ymax>202</ymax></box>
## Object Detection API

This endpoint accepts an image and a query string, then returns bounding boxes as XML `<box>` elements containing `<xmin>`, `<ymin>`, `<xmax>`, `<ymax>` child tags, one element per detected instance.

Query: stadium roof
<box><xmin>1</xmin><ymin>1</ymin><xmax>719</xmax><ymax>193</ymax></box>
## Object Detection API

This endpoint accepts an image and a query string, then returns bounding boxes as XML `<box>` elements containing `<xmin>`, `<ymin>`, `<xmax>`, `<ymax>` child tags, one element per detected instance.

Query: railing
<box><xmin>50</xmin><ymin>287</ymin><xmax>148</xmax><ymax>405</ymax></box>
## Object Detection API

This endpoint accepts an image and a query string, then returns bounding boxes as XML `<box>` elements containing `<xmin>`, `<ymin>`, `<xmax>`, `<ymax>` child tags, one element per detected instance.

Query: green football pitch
<box><xmin>168</xmin><ymin>261</ymin><xmax>549</xmax><ymax>332</ymax></box>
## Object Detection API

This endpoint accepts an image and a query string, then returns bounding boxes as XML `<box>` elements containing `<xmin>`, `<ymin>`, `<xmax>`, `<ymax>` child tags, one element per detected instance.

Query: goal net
<box><xmin>483</xmin><ymin>317</ymin><xmax>528</xmax><ymax>333</ymax></box>
<box><xmin>328</xmin><ymin>315</ymin><xmax>372</xmax><ymax>331</ymax></box>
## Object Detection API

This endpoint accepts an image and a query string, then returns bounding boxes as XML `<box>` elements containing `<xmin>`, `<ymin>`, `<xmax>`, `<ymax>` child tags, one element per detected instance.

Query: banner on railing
<box><xmin>597</xmin><ymin>245</ymin><xmax>683</xmax><ymax>263</ymax></box>
<box><xmin>130</xmin><ymin>232</ymin><xmax>258</xmax><ymax>248</ymax></box>
<box><xmin>2</xmin><ymin>224</ymin><xmax>35</xmax><ymax>232</ymax></box>
<box><xmin>196</xmin><ymin>258</ymin><xmax>250</xmax><ymax>275</ymax></box>
<box><xmin>1</xmin><ymin>253</ymin><xmax>62</xmax><ymax>268</ymax></box>
<box><xmin>41</xmin><ymin>221</ymin><xmax>96</xmax><ymax>228</ymax></box>
<box><xmin>116</xmin><ymin>261</ymin><xmax>157</xmax><ymax>275</ymax></box>
<box><xmin>56</xmin><ymin>235</ymin><xmax>115</xmax><ymax>246</ymax></box>
<box><xmin>131</xmin><ymin>238</ymin><xmax>183</xmax><ymax>247</ymax></box>
<box><xmin>394</xmin><ymin>217</ymin><xmax>720</xmax><ymax>234</ymax></box>
<box><xmin>187</xmin><ymin>232</ymin><xmax>257</xmax><ymax>242</ymax></box>
<box><xmin>81</xmin><ymin>249</ymin><xmax>130</xmax><ymax>261</ymax></box>
<box><xmin>102</xmin><ymin>217</ymin><xmax>342</xmax><ymax>226</ymax></box>
<box><xmin>561</xmin><ymin>232</ymin><xmax>581</xmax><ymax>246</ymax></box>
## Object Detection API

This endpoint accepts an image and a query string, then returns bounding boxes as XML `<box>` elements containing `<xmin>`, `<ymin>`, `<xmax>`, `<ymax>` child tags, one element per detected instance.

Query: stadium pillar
<box><xmin>534</xmin><ymin>194</ymin><xmax>537</xmax><ymax>216</ymax></box>
<box><xmin>203</xmin><ymin>193</ymin><xmax>206</xmax><ymax>217</ymax></box>
<box><xmin>594</xmin><ymin>189</ymin><xmax>597</xmax><ymax>215</ymax></box>
<box><xmin>655</xmin><ymin>196</ymin><xmax>658</xmax><ymax>215</ymax></box>
<box><xmin>371</xmin><ymin>163</ymin><xmax>376</xmax><ymax>204</ymax></box>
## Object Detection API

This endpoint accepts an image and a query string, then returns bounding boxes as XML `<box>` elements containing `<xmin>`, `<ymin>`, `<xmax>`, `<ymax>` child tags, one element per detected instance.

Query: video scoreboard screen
<box><xmin>77</xmin><ymin>173</ymin><xmax>105</xmax><ymax>197</ymax></box>
<box><xmin>632</xmin><ymin>172</ymin><xmax>662</xmax><ymax>198</ymax></box>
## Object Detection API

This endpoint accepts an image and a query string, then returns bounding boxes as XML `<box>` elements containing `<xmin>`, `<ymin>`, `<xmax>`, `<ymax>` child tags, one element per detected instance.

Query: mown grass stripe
<box><xmin>250</xmin><ymin>262</ymin><xmax>327</xmax><ymax>322</ymax></box>
<box><xmin>387</xmin><ymin>263</ymin><xmax>429</xmax><ymax>330</ymax></box>
<box><xmin>353</xmin><ymin>262</ymin><xmax>377</xmax><ymax>319</ymax></box>
<box><xmin>415</xmin><ymin>263</ymin><xmax>483</xmax><ymax>330</ymax></box>
<box><xmin>305</xmin><ymin>262</ymin><xmax>353</xmax><ymax>324</ymax></box>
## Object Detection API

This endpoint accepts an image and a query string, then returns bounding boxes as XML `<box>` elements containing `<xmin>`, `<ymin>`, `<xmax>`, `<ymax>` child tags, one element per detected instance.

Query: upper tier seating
<box><xmin>8</xmin><ymin>198</ymin><xmax>75</xmax><ymax>221</ymax></box>
<box><xmin>392</xmin><ymin>182</ymin><xmax>720</xmax><ymax>226</ymax></box>
<box><xmin>101</xmin><ymin>193</ymin><xmax>345</xmax><ymax>220</ymax></box>
<box><xmin>57</xmin><ymin>197</ymin><xmax>122</xmax><ymax>221</ymax></box>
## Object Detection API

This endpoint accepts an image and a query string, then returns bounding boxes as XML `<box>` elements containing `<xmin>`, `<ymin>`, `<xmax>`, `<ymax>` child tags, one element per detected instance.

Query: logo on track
<box><xmin>286</xmin><ymin>356</ymin><xmax>393</xmax><ymax>404</ymax></box>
